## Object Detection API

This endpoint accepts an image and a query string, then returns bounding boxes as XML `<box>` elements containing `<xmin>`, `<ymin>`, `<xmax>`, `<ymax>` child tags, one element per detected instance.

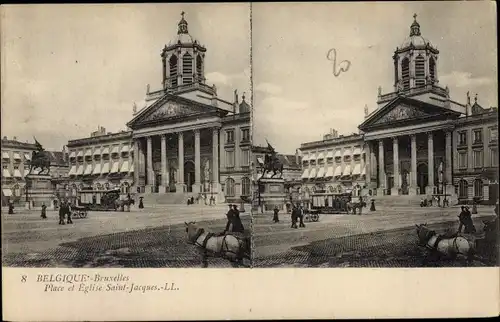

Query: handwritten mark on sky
<box><xmin>326</xmin><ymin>48</ymin><xmax>351</xmax><ymax>77</ymax></box>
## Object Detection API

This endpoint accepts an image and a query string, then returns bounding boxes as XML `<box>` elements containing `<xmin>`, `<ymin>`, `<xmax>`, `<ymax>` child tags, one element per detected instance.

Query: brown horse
<box><xmin>185</xmin><ymin>221</ymin><xmax>250</xmax><ymax>268</ymax></box>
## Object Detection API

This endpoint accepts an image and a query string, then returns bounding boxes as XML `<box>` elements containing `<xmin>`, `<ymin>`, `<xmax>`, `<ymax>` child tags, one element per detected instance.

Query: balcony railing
<box><xmin>378</xmin><ymin>84</ymin><xmax>449</xmax><ymax>103</ymax></box>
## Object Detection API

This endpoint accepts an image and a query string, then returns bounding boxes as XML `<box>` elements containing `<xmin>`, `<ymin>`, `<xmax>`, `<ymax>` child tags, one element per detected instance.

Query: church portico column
<box><xmin>192</xmin><ymin>129</ymin><xmax>202</xmax><ymax>193</ymax></box>
<box><xmin>409</xmin><ymin>134</ymin><xmax>418</xmax><ymax>195</ymax></box>
<box><xmin>445</xmin><ymin>131</ymin><xmax>455</xmax><ymax>198</ymax></box>
<box><xmin>175</xmin><ymin>132</ymin><xmax>186</xmax><ymax>194</ymax></box>
<box><xmin>133</xmin><ymin>140</ymin><xmax>140</xmax><ymax>191</ymax></box>
<box><xmin>159</xmin><ymin>134</ymin><xmax>168</xmax><ymax>193</ymax></box>
<box><xmin>426</xmin><ymin>132</ymin><xmax>435</xmax><ymax>195</ymax></box>
<box><xmin>391</xmin><ymin>137</ymin><xmax>400</xmax><ymax>196</ymax></box>
<box><xmin>146</xmin><ymin>136</ymin><xmax>154</xmax><ymax>193</ymax></box>
<box><xmin>212</xmin><ymin>128</ymin><xmax>221</xmax><ymax>199</ymax></box>
<box><xmin>364</xmin><ymin>142</ymin><xmax>371</xmax><ymax>188</ymax></box>
<box><xmin>378</xmin><ymin>140</ymin><xmax>386</xmax><ymax>194</ymax></box>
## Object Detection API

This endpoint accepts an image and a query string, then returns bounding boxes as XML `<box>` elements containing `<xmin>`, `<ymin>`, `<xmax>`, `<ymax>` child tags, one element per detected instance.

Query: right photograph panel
<box><xmin>251</xmin><ymin>2</ymin><xmax>499</xmax><ymax>268</ymax></box>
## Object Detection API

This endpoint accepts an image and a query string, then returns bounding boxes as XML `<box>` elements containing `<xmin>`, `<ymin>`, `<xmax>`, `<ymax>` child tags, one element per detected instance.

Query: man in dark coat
<box><xmin>58</xmin><ymin>201</ymin><xmax>66</xmax><ymax>225</ymax></box>
<box><xmin>291</xmin><ymin>206</ymin><xmax>299</xmax><ymax>229</ymax></box>
<box><xmin>273</xmin><ymin>207</ymin><xmax>280</xmax><ymax>223</ymax></box>
<box><xmin>41</xmin><ymin>203</ymin><xmax>47</xmax><ymax>219</ymax></box>
<box><xmin>223</xmin><ymin>204</ymin><xmax>234</xmax><ymax>233</ymax></box>
<box><xmin>8</xmin><ymin>199</ymin><xmax>14</xmax><ymax>214</ymax></box>
<box><xmin>66</xmin><ymin>202</ymin><xmax>73</xmax><ymax>224</ymax></box>
<box><xmin>298</xmin><ymin>205</ymin><xmax>306</xmax><ymax>227</ymax></box>
<box><xmin>231</xmin><ymin>204</ymin><xmax>245</xmax><ymax>233</ymax></box>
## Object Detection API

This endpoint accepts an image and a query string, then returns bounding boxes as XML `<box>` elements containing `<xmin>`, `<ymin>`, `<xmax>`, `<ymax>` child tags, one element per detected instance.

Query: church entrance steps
<box><xmin>369</xmin><ymin>195</ymin><xmax>423</xmax><ymax>208</ymax></box>
<box><xmin>139</xmin><ymin>192</ymin><xmax>197</xmax><ymax>205</ymax></box>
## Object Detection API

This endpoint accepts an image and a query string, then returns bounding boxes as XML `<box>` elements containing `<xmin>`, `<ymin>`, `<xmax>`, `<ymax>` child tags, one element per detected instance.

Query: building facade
<box><xmin>298</xmin><ymin>15</ymin><xmax>498</xmax><ymax>204</ymax></box>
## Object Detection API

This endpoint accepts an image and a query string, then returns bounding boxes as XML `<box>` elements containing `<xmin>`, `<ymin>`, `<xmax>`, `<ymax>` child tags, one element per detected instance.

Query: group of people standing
<box><xmin>223</xmin><ymin>204</ymin><xmax>245</xmax><ymax>234</ymax></box>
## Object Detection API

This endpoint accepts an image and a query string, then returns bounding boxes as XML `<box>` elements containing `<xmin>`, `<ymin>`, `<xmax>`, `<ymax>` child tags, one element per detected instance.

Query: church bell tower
<box><xmin>160</xmin><ymin>12</ymin><xmax>207</xmax><ymax>92</ymax></box>
<box><xmin>392</xmin><ymin>14</ymin><xmax>440</xmax><ymax>93</ymax></box>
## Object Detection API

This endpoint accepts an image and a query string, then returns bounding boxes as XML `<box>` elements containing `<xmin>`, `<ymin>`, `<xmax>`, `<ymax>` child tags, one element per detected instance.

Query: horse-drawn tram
<box><xmin>76</xmin><ymin>188</ymin><xmax>120</xmax><ymax>211</ymax></box>
<box><xmin>308</xmin><ymin>192</ymin><xmax>352</xmax><ymax>215</ymax></box>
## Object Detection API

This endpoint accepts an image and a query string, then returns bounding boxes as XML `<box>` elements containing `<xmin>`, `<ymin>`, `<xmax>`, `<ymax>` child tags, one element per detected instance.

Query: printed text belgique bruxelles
<box><xmin>36</xmin><ymin>273</ymin><xmax>179</xmax><ymax>294</ymax></box>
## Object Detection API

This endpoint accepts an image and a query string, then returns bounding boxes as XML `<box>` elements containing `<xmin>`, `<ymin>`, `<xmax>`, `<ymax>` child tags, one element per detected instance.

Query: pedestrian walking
<box><xmin>66</xmin><ymin>202</ymin><xmax>73</xmax><ymax>224</ymax></box>
<box><xmin>58</xmin><ymin>201</ymin><xmax>66</xmax><ymax>225</ymax></box>
<box><xmin>231</xmin><ymin>204</ymin><xmax>245</xmax><ymax>233</ymax></box>
<box><xmin>290</xmin><ymin>206</ymin><xmax>298</xmax><ymax>229</ymax></box>
<box><xmin>298</xmin><ymin>205</ymin><xmax>305</xmax><ymax>228</ymax></box>
<box><xmin>370</xmin><ymin>199</ymin><xmax>376</xmax><ymax>211</ymax></box>
<box><xmin>223</xmin><ymin>204</ymin><xmax>234</xmax><ymax>233</ymax></box>
<box><xmin>40</xmin><ymin>203</ymin><xmax>47</xmax><ymax>219</ymax></box>
<box><xmin>273</xmin><ymin>207</ymin><xmax>280</xmax><ymax>223</ymax></box>
<box><xmin>8</xmin><ymin>199</ymin><xmax>14</xmax><ymax>214</ymax></box>
<box><xmin>138</xmin><ymin>197</ymin><xmax>144</xmax><ymax>209</ymax></box>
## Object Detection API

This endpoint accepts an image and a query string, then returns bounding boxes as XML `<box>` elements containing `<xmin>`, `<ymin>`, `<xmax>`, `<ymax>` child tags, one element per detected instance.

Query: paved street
<box><xmin>2</xmin><ymin>205</ymin><xmax>251</xmax><ymax>268</ymax></box>
<box><xmin>253</xmin><ymin>206</ymin><xmax>497</xmax><ymax>267</ymax></box>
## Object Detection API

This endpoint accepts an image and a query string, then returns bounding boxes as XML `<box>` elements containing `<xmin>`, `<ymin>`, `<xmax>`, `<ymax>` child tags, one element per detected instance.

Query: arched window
<box><xmin>182</xmin><ymin>53</ymin><xmax>193</xmax><ymax>84</ymax></box>
<box><xmin>415</xmin><ymin>55</ymin><xmax>425</xmax><ymax>86</ymax></box>
<box><xmin>196</xmin><ymin>54</ymin><xmax>203</xmax><ymax>80</ymax></box>
<box><xmin>225</xmin><ymin>178</ymin><xmax>235</xmax><ymax>197</ymax></box>
<box><xmin>169</xmin><ymin>55</ymin><xmax>178</xmax><ymax>87</ymax></box>
<box><xmin>474</xmin><ymin>179</ymin><xmax>483</xmax><ymax>197</ymax></box>
<box><xmin>458</xmin><ymin>180</ymin><xmax>468</xmax><ymax>199</ymax></box>
<box><xmin>401</xmin><ymin>57</ymin><xmax>410</xmax><ymax>90</ymax></box>
<box><xmin>241</xmin><ymin>177</ymin><xmax>251</xmax><ymax>196</ymax></box>
<box><xmin>429</xmin><ymin>57</ymin><xmax>436</xmax><ymax>83</ymax></box>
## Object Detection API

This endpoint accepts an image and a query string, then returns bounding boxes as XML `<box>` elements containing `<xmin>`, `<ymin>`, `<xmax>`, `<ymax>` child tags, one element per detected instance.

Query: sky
<box><xmin>1</xmin><ymin>3</ymin><xmax>251</xmax><ymax>150</ymax></box>
<box><xmin>252</xmin><ymin>1</ymin><xmax>498</xmax><ymax>154</ymax></box>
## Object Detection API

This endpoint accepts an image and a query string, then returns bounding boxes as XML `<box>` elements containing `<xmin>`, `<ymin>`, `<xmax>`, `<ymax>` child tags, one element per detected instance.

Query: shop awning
<box><xmin>343</xmin><ymin>149</ymin><xmax>352</xmax><ymax>157</ymax></box>
<box><xmin>334</xmin><ymin>150</ymin><xmax>342</xmax><ymax>158</ymax></box>
<box><xmin>353</xmin><ymin>147</ymin><xmax>362</xmax><ymax>155</ymax></box>
<box><xmin>121</xmin><ymin>145</ymin><xmax>130</xmax><ymax>153</ymax></box>
<box><xmin>13</xmin><ymin>153</ymin><xmax>21</xmax><ymax>160</ymax></box>
<box><xmin>83</xmin><ymin>164</ymin><xmax>93</xmax><ymax>175</ymax></box>
<box><xmin>334</xmin><ymin>166</ymin><xmax>342</xmax><ymax>177</ymax></box>
<box><xmin>93</xmin><ymin>148</ymin><xmax>101</xmax><ymax>156</ymax></box>
<box><xmin>69</xmin><ymin>151</ymin><xmax>76</xmax><ymax>158</ymax></box>
<box><xmin>24</xmin><ymin>153</ymin><xmax>31</xmax><ymax>160</ymax></box>
<box><xmin>325</xmin><ymin>166</ymin><xmax>334</xmax><ymax>178</ymax></box>
<box><xmin>2</xmin><ymin>188</ymin><xmax>12</xmax><ymax>197</ymax></box>
<box><xmin>342</xmin><ymin>165</ymin><xmax>352</xmax><ymax>176</ymax></box>
<box><xmin>2</xmin><ymin>168</ymin><xmax>11</xmax><ymax>177</ymax></box>
<box><xmin>308</xmin><ymin>153</ymin><xmax>317</xmax><ymax>161</ymax></box>
<box><xmin>120</xmin><ymin>161</ymin><xmax>130</xmax><ymax>172</ymax></box>
<box><xmin>129</xmin><ymin>163</ymin><xmax>134</xmax><ymax>173</ymax></box>
<box><xmin>317</xmin><ymin>152</ymin><xmax>325</xmax><ymax>160</ymax></box>
<box><xmin>84</xmin><ymin>150</ymin><xmax>92</xmax><ymax>157</ymax></box>
<box><xmin>92</xmin><ymin>163</ymin><xmax>102</xmax><ymax>175</ymax></box>
<box><xmin>361</xmin><ymin>165</ymin><xmax>366</xmax><ymax>176</ymax></box>
<box><xmin>13</xmin><ymin>169</ymin><xmax>22</xmax><ymax>178</ymax></box>
<box><xmin>316</xmin><ymin>167</ymin><xmax>325</xmax><ymax>178</ymax></box>
<box><xmin>68</xmin><ymin>166</ymin><xmax>76</xmax><ymax>176</ymax></box>
<box><xmin>352</xmin><ymin>163</ymin><xmax>361</xmax><ymax>175</ymax></box>
<box><xmin>102</xmin><ymin>147</ymin><xmax>110</xmax><ymax>155</ymax></box>
<box><xmin>110</xmin><ymin>161</ymin><xmax>120</xmax><ymax>173</ymax></box>
<box><xmin>302</xmin><ymin>154</ymin><xmax>309</xmax><ymax>162</ymax></box>
<box><xmin>2</xmin><ymin>152</ymin><xmax>9</xmax><ymax>159</ymax></box>
<box><xmin>111</xmin><ymin>146</ymin><xmax>119</xmax><ymax>154</ymax></box>
<box><xmin>301</xmin><ymin>168</ymin><xmax>310</xmax><ymax>179</ymax></box>
<box><xmin>101</xmin><ymin>162</ymin><xmax>110</xmax><ymax>174</ymax></box>
<box><xmin>309</xmin><ymin>168</ymin><xmax>317</xmax><ymax>179</ymax></box>
<box><xmin>76</xmin><ymin>165</ymin><xmax>84</xmax><ymax>175</ymax></box>
<box><xmin>77</xmin><ymin>151</ymin><xmax>83</xmax><ymax>158</ymax></box>
<box><xmin>326</xmin><ymin>151</ymin><xmax>334</xmax><ymax>159</ymax></box>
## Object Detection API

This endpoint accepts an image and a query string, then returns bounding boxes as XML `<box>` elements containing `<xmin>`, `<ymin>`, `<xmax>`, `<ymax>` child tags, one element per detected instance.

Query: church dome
<box><xmin>177</xmin><ymin>33</ymin><xmax>193</xmax><ymax>44</ymax></box>
<box><xmin>176</xmin><ymin>12</ymin><xmax>193</xmax><ymax>44</ymax></box>
<box><xmin>400</xmin><ymin>14</ymin><xmax>432</xmax><ymax>48</ymax></box>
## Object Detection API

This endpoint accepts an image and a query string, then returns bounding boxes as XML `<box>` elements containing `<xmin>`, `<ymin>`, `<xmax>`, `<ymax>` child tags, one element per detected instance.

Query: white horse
<box><xmin>184</xmin><ymin>221</ymin><xmax>250</xmax><ymax>268</ymax></box>
<box><xmin>415</xmin><ymin>223</ymin><xmax>474</xmax><ymax>261</ymax></box>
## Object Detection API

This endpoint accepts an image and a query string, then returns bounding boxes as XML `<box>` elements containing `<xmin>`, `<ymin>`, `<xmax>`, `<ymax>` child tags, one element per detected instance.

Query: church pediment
<box><xmin>359</xmin><ymin>97</ymin><xmax>460</xmax><ymax>130</ymax></box>
<box><xmin>127</xmin><ymin>94</ymin><xmax>223</xmax><ymax>129</ymax></box>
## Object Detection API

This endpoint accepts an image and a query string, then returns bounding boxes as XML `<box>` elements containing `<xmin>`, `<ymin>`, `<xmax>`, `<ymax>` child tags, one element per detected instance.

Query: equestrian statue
<box><xmin>28</xmin><ymin>137</ymin><xmax>51</xmax><ymax>175</ymax></box>
<box><xmin>260</xmin><ymin>139</ymin><xmax>284</xmax><ymax>179</ymax></box>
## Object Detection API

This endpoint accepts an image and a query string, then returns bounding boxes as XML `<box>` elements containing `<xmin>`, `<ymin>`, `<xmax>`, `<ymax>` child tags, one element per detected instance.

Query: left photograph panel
<box><xmin>1</xmin><ymin>4</ymin><xmax>252</xmax><ymax>268</ymax></box>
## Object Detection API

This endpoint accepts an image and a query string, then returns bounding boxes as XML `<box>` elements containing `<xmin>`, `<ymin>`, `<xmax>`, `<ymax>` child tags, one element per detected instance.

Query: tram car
<box><xmin>309</xmin><ymin>191</ymin><xmax>352</xmax><ymax>214</ymax></box>
<box><xmin>76</xmin><ymin>188</ymin><xmax>121</xmax><ymax>211</ymax></box>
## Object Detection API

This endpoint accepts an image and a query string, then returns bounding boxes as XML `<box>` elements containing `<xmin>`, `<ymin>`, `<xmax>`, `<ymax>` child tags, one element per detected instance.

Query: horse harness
<box><xmin>424</xmin><ymin>229</ymin><xmax>461</xmax><ymax>253</ymax></box>
<box><xmin>193</xmin><ymin>228</ymin><xmax>214</xmax><ymax>249</ymax></box>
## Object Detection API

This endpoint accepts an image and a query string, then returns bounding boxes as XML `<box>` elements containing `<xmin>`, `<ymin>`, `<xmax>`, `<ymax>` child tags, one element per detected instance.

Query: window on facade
<box><xmin>490</xmin><ymin>148</ymin><xmax>498</xmax><ymax>167</ymax></box>
<box><xmin>473</xmin><ymin>150</ymin><xmax>483</xmax><ymax>168</ymax></box>
<box><xmin>225</xmin><ymin>178</ymin><xmax>235</xmax><ymax>197</ymax></box>
<box><xmin>429</xmin><ymin>57</ymin><xmax>436</xmax><ymax>83</ymax></box>
<box><xmin>344</xmin><ymin>155</ymin><xmax>351</xmax><ymax>163</ymax></box>
<box><xmin>458</xmin><ymin>152</ymin><xmax>468</xmax><ymax>169</ymax></box>
<box><xmin>225</xmin><ymin>150</ymin><xmax>235</xmax><ymax>168</ymax></box>
<box><xmin>401</xmin><ymin>58</ymin><xmax>410</xmax><ymax>90</ymax></box>
<box><xmin>241</xmin><ymin>128</ymin><xmax>250</xmax><ymax>142</ymax></box>
<box><xmin>241</xmin><ymin>177</ymin><xmax>251</xmax><ymax>196</ymax></box>
<box><xmin>169</xmin><ymin>55</ymin><xmax>178</xmax><ymax>87</ymax></box>
<box><xmin>458</xmin><ymin>180</ymin><xmax>468</xmax><ymax>198</ymax></box>
<box><xmin>182</xmin><ymin>53</ymin><xmax>193</xmax><ymax>84</ymax></box>
<box><xmin>415</xmin><ymin>55</ymin><xmax>425</xmax><ymax>86</ymax></box>
<box><xmin>490</xmin><ymin>128</ymin><xmax>498</xmax><ymax>142</ymax></box>
<box><xmin>473</xmin><ymin>129</ymin><xmax>483</xmax><ymax>144</ymax></box>
<box><xmin>473</xmin><ymin>179</ymin><xmax>483</xmax><ymax>197</ymax></box>
<box><xmin>241</xmin><ymin>149</ymin><xmax>250</xmax><ymax>167</ymax></box>
<box><xmin>196</xmin><ymin>54</ymin><xmax>203</xmax><ymax>80</ymax></box>
<box><xmin>458</xmin><ymin>131</ymin><xmax>467</xmax><ymax>146</ymax></box>
<box><xmin>226</xmin><ymin>130</ymin><xmax>234</xmax><ymax>144</ymax></box>
<box><xmin>335</xmin><ymin>157</ymin><xmax>342</xmax><ymax>163</ymax></box>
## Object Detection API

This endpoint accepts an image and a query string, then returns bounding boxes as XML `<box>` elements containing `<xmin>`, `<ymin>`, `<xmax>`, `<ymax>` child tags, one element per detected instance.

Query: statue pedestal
<box><xmin>25</xmin><ymin>174</ymin><xmax>55</xmax><ymax>210</ymax></box>
<box><xmin>254</xmin><ymin>177</ymin><xmax>286</xmax><ymax>212</ymax></box>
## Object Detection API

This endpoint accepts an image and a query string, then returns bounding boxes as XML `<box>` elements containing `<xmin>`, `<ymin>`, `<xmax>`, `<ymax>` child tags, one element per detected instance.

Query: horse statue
<box><xmin>415</xmin><ymin>223</ymin><xmax>474</xmax><ymax>262</ymax></box>
<box><xmin>27</xmin><ymin>137</ymin><xmax>51</xmax><ymax>175</ymax></box>
<box><xmin>260</xmin><ymin>140</ymin><xmax>284</xmax><ymax>179</ymax></box>
<box><xmin>185</xmin><ymin>221</ymin><xmax>251</xmax><ymax>268</ymax></box>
